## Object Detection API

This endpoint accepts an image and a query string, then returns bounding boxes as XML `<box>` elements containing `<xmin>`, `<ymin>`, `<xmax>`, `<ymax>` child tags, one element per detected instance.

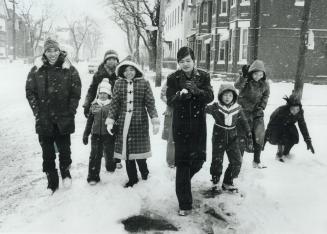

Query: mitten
<box><xmin>247</xmin><ymin>133</ymin><xmax>254</xmax><ymax>152</ymax></box>
<box><xmin>306</xmin><ymin>140</ymin><xmax>315</xmax><ymax>154</ymax></box>
<box><xmin>185</xmin><ymin>81</ymin><xmax>201</xmax><ymax>95</ymax></box>
<box><xmin>151</xmin><ymin>118</ymin><xmax>160</xmax><ymax>135</ymax></box>
<box><xmin>242</xmin><ymin>65</ymin><xmax>250</xmax><ymax>78</ymax></box>
<box><xmin>82</xmin><ymin>134</ymin><xmax>88</xmax><ymax>145</ymax></box>
<box><xmin>83</xmin><ymin>106</ymin><xmax>90</xmax><ymax>118</ymax></box>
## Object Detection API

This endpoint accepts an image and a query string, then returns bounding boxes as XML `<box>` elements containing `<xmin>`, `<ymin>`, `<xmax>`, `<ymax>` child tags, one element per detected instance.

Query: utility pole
<box><xmin>9</xmin><ymin>0</ymin><xmax>17</xmax><ymax>60</ymax></box>
<box><xmin>293</xmin><ymin>0</ymin><xmax>312</xmax><ymax>100</ymax></box>
<box><xmin>155</xmin><ymin>0</ymin><xmax>165</xmax><ymax>87</ymax></box>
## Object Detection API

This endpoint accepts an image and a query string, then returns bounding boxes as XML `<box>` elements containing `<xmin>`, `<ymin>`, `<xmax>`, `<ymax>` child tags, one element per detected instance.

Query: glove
<box><xmin>306</xmin><ymin>140</ymin><xmax>315</xmax><ymax>154</ymax></box>
<box><xmin>242</xmin><ymin>65</ymin><xmax>250</xmax><ymax>78</ymax></box>
<box><xmin>82</xmin><ymin>134</ymin><xmax>88</xmax><ymax>145</ymax></box>
<box><xmin>106</xmin><ymin>124</ymin><xmax>114</xmax><ymax>135</ymax></box>
<box><xmin>83</xmin><ymin>106</ymin><xmax>90</xmax><ymax>118</ymax></box>
<box><xmin>179</xmin><ymin>89</ymin><xmax>192</xmax><ymax>100</ymax></box>
<box><xmin>151</xmin><ymin>118</ymin><xmax>160</xmax><ymax>135</ymax></box>
<box><xmin>247</xmin><ymin>133</ymin><xmax>254</xmax><ymax>152</ymax></box>
<box><xmin>185</xmin><ymin>81</ymin><xmax>201</xmax><ymax>95</ymax></box>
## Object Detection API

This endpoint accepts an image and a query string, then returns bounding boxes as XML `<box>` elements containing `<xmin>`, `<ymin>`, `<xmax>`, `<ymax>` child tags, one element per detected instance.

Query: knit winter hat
<box><xmin>248</xmin><ymin>60</ymin><xmax>266</xmax><ymax>73</ymax></box>
<box><xmin>44</xmin><ymin>38</ymin><xmax>60</xmax><ymax>52</ymax></box>
<box><xmin>97</xmin><ymin>78</ymin><xmax>112</xmax><ymax>96</ymax></box>
<box><xmin>104</xmin><ymin>50</ymin><xmax>119</xmax><ymax>63</ymax></box>
<box><xmin>283</xmin><ymin>94</ymin><xmax>302</xmax><ymax>107</ymax></box>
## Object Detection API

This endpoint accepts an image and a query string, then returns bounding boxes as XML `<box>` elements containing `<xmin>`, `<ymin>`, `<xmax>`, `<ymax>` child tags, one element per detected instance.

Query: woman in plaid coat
<box><xmin>106</xmin><ymin>60</ymin><xmax>160</xmax><ymax>188</ymax></box>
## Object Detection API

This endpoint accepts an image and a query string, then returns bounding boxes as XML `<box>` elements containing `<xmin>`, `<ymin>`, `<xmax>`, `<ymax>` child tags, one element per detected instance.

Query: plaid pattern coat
<box><xmin>106</xmin><ymin>75</ymin><xmax>158</xmax><ymax>160</ymax></box>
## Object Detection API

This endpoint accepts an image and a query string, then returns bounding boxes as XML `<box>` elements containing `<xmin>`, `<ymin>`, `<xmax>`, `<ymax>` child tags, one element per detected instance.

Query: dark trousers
<box><xmin>211</xmin><ymin>135</ymin><xmax>242</xmax><ymax>185</ymax></box>
<box><xmin>88</xmin><ymin>134</ymin><xmax>115</xmax><ymax>180</ymax></box>
<box><xmin>125</xmin><ymin>159</ymin><xmax>149</xmax><ymax>182</ymax></box>
<box><xmin>38</xmin><ymin>132</ymin><xmax>71</xmax><ymax>174</ymax></box>
<box><xmin>176</xmin><ymin>160</ymin><xmax>204</xmax><ymax>210</ymax></box>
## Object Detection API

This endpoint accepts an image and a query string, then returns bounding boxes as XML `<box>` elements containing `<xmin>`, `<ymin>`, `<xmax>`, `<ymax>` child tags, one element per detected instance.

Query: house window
<box><xmin>197</xmin><ymin>6</ymin><xmax>200</xmax><ymax>23</ymax></box>
<box><xmin>231</xmin><ymin>0</ymin><xmax>236</xmax><ymax>8</ymax></box>
<box><xmin>197</xmin><ymin>40</ymin><xmax>202</xmax><ymax>61</ymax></box>
<box><xmin>220</xmin><ymin>0</ymin><xmax>228</xmax><ymax>15</ymax></box>
<box><xmin>218</xmin><ymin>40</ymin><xmax>226</xmax><ymax>63</ymax></box>
<box><xmin>181</xmin><ymin>3</ymin><xmax>183</xmax><ymax>22</ymax></box>
<box><xmin>240</xmin><ymin>0</ymin><xmax>250</xmax><ymax>6</ymax></box>
<box><xmin>239</xmin><ymin>28</ymin><xmax>248</xmax><ymax>62</ymax></box>
<box><xmin>295</xmin><ymin>0</ymin><xmax>305</xmax><ymax>6</ymax></box>
<box><xmin>178</xmin><ymin>6</ymin><xmax>180</xmax><ymax>23</ymax></box>
<box><xmin>0</xmin><ymin>18</ymin><xmax>5</xmax><ymax>32</ymax></box>
<box><xmin>212</xmin><ymin>0</ymin><xmax>216</xmax><ymax>16</ymax></box>
<box><xmin>202</xmin><ymin>2</ymin><xmax>208</xmax><ymax>23</ymax></box>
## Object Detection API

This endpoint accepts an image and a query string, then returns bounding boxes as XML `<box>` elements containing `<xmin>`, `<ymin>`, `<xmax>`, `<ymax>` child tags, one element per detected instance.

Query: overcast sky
<box><xmin>12</xmin><ymin>0</ymin><xmax>129</xmax><ymax>58</ymax></box>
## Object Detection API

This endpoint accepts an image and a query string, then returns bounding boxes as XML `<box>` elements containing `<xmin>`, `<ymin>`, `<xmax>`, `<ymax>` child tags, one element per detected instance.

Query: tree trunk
<box><xmin>155</xmin><ymin>0</ymin><xmax>165</xmax><ymax>87</ymax></box>
<box><xmin>293</xmin><ymin>0</ymin><xmax>312</xmax><ymax>100</ymax></box>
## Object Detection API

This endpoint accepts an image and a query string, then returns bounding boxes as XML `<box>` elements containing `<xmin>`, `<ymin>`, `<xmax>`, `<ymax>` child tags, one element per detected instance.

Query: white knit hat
<box><xmin>97</xmin><ymin>78</ymin><xmax>112</xmax><ymax>96</ymax></box>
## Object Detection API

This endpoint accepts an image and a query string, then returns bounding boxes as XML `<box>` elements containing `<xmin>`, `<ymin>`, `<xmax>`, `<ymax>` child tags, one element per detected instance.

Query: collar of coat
<box><xmin>217</xmin><ymin>102</ymin><xmax>240</xmax><ymax>114</ymax></box>
<box><xmin>34</xmin><ymin>51</ymin><xmax>71</xmax><ymax>71</ymax></box>
<box><xmin>118</xmin><ymin>76</ymin><xmax>144</xmax><ymax>82</ymax></box>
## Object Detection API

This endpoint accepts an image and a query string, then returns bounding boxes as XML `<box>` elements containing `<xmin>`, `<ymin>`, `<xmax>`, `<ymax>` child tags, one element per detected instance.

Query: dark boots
<box><xmin>46</xmin><ymin>169</ymin><xmax>59</xmax><ymax>193</ymax></box>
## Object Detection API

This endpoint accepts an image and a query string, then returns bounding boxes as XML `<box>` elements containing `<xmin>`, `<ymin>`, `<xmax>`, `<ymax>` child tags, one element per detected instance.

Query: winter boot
<box><xmin>276</xmin><ymin>145</ymin><xmax>285</xmax><ymax>162</ymax></box>
<box><xmin>252</xmin><ymin>161</ymin><xmax>267</xmax><ymax>169</ymax></box>
<box><xmin>211</xmin><ymin>175</ymin><xmax>220</xmax><ymax>191</ymax></box>
<box><xmin>222</xmin><ymin>183</ymin><xmax>238</xmax><ymax>193</ymax></box>
<box><xmin>141</xmin><ymin>172</ymin><xmax>149</xmax><ymax>180</ymax></box>
<box><xmin>124</xmin><ymin>179</ymin><xmax>139</xmax><ymax>188</ymax></box>
<box><xmin>116</xmin><ymin>162</ymin><xmax>123</xmax><ymax>169</ymax></box>
<box><xmin>46</xmin><ymin>170</ymin><xmax>59</xmax><ymax>193</ymax></box>
<box><xmin>178</xmin><ymin>209</ymin><xmax>192</xmax><ymax>216</ymax></box>
<box><xmin>87</xmin><ymin>175</ymin><xmax>100</xmax><ymax>185</ymax></box>
<box><xmin>60</xmin><ymin>166</ymin><xmax>72</xmax><ymax>188</ymax></box>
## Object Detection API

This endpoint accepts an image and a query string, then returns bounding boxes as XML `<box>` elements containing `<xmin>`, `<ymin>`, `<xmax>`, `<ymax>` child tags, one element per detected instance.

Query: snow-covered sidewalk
<box><xmin>0</xmin><ymin>62</ymin><xmax>327</xmax><ymax>234</ymax></box>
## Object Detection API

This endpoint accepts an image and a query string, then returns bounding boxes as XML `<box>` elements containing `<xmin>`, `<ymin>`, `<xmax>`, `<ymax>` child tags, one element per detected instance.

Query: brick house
<box><xmin>194</xmin><ymin>0</ymin><xmax>327</xmax><ymax>81</ymax></box>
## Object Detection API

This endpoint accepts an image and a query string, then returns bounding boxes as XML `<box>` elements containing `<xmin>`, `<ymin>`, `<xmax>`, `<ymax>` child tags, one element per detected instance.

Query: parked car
<box><xmin>88</xmin><ymin>59</ymin><xmax>100</xmax><ymax>74</ymax></box>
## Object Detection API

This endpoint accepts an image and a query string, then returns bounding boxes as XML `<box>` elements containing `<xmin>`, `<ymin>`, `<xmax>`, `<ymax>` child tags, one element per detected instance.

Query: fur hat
<box><xmin>104</xmin><ymin>50</ymin><xmax>119</xmax><ymax>63</ymax></box>
<box><xmin>97</xmin><ymin>78</ymin><xmax>112</xmax><ymax>96</ymax></box>
<box><xmin>283</xmin><ymin>94</ymin><xmax>302</xmax><ymax>107</ymax></box>
<box><xmin>44</xmin><ymin>38</ymin><xmax>60</xmax><ymax>52</ymax></box>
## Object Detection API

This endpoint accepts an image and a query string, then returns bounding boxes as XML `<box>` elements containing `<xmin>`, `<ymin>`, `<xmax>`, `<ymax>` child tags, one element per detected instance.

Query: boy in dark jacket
<box><xmin>205</xmin><ymin>84</ymin><xmax>253</xmax><ymax>192</ymax></box>
<box><xmin>264</xmin><ymin>95</ymin><xmax>314</xmax><ymax>162</ymax></box>
<box><xmin>83</xmin><ymin>79</ymin><xmax>116</xmax><ymax>184</ymax></box>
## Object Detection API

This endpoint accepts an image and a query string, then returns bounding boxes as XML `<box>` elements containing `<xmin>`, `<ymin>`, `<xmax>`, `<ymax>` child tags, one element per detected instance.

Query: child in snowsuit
<box><xmin>83</xmin><ymin>78</ymin><xmax>116</xmax><ymax>184</ymax></box>
<box><xmin>264</xmin><ymin>94</ymin><xmax>314</xmax><ymax>162</ymax></box>
<box><xmin>205</xmin><ymin>84</ymin><xmax>253</xmax><ymax>192</ymax></box>
<box><xmin>234</xmin><ymin>60</ymin><xmax>270</xmax><ymax>169</ymax></box>
<box><xmin>106</xmin><ymin>59</ymin><xmax>160</xmax><ymax>188</ymax></box>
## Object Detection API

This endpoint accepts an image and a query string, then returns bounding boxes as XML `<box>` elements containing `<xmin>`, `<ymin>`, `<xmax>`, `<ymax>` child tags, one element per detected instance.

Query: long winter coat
<box><xmin>234</xmin><ymin>60</ymin><xmax>270</xmax><ymax>146</ymax></box>
<box><xmin>26</xmin><ymin>52</ymin><xmax>81</xmax><ymax>136</ymax></box>
<box><xmin>160</xmin><ymin>80</ymin><xmax>173</xmax><ymax>141</ymax></box>
<box><xmin>166</xmin><ymin>68</ymin><xmax>214</xmax><ymax>166</ymax></box>
<box><xmin>106</xmin><ymin>61</ymin><xmax>158</xmax><ymax>160</ymax></box>
<box><xmin>83</xmin><ymin>63</ymin><xmax>117</xmax><ymax>110</ymax></box>
<box><xmin>265</xmin><ymin>105</ymin><xmax>311</xmax><ymax>145</ymax></box>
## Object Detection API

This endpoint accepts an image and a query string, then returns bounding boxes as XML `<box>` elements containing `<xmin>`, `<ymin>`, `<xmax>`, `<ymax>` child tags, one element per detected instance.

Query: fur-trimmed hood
<box><xmin>34</xmin><ymin>51</ymin><xmax>71</xmax><ymax>70</ymax></box>
<box><xmin>116</xmin><ymin>60</ymin><xmax>144</xmax><ymax>79</ymax></box>
<box><xmin>218</xmin><ymin>83</ymin><xmax>238</xmax><ymax>105</ymax></box>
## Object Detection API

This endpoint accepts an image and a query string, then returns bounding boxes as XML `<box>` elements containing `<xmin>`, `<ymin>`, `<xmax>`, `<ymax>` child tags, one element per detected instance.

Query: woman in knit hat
<box><xmin>106</xmin><ymin>59</ymin><xmax>160</xmax><ymax>188</ymax></box>
<box><xmin>83</xmin><ymin>78</ymin><xmax>117</xmax><ymax>184</ymax></box>
<box><xmin>264</xmin><ymin>94</ymin><xmax>315</xmax><ymax>162</ymax></box>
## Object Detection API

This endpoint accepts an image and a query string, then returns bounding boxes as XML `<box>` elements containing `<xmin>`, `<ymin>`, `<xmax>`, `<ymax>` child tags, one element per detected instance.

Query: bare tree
<box><xmin>66</xmin><ymin>16</ymin><xmax>93</xmax><ymax>62</ymax></box>
<box><xmin>18</xmin><ymin>0</ymin><xmax>54</xmax><ymax>59</ymax></box>
<box><xmin>106</xmin><ymin>0</ymin><xmax>160</xmax><ymax>70</ymax></box>
<box><xmin>84</xmin><ymin>22</ymin><xmax>103</xmax><ymax>59</ymax></box>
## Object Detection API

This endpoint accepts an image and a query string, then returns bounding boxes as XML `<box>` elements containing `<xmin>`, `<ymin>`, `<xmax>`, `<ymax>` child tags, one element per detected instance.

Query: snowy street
<box><xmin>1</xmin><ymin>62</ymin><xmax>327</xmax><ymax>234</ymax></box>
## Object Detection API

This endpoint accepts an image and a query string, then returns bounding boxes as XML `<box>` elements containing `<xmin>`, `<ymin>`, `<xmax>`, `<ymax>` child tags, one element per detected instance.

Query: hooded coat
<box><xmin>234</xmin><ymin>60</ymin><xmax>270</xmax><ymax>146</ymax></box>
<box><xmin>106</xmin><ymin>60</ymin><xmax>158</xmax><ymax>160</ymax></box>
<box><xmin>166</xmin><ymin>68</ymin><xmax>214</xmax><ymax>166</ymax></box>
<box><xmin>265</xmin><ymin>97</ymin><xmax>311</xmax><ymax>146</ymax></box>
<box><xmin>26</xmin><ymin>51</ymin><xmax>81</xmax><ymax>136</ymax></box>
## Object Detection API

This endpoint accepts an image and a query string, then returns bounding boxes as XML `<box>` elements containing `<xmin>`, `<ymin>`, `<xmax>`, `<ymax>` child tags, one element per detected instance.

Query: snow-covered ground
<box><xmin>0</xmin><ymin>61</ymin><xmax>327</xmax><ymax>234</ymax></box>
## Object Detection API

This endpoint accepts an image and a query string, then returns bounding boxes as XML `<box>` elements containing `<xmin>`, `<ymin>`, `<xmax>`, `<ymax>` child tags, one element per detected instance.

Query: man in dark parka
<box><xmin>166</xmin><ymin>47</ymin><xmax>214</xmax><ymax>215</ymax></box>
<box><xmin>83</xmin><ymin>50</ymin><xmax>119</xmax><ymax>117</ymax></box>
<box><xmin>26</xmin><ymin>38</ymin><xmax>81</xmax><ymax>193</ymax></box>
